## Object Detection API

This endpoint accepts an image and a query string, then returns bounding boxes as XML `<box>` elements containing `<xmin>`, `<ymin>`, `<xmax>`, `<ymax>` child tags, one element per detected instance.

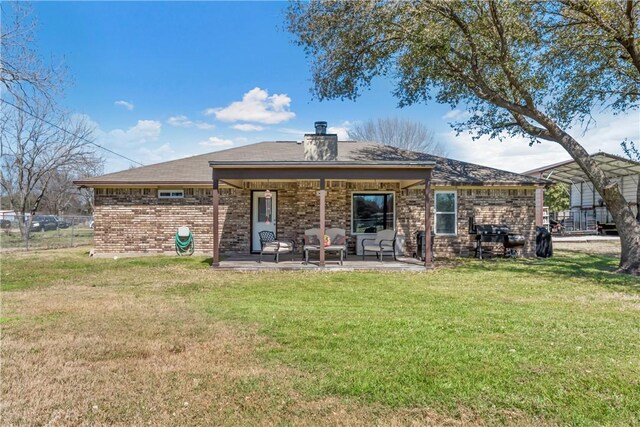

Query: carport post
<box><xmin>212</xmin><ymin>178</ymin><xmax>220</xmax><ymax>268</ymax></box>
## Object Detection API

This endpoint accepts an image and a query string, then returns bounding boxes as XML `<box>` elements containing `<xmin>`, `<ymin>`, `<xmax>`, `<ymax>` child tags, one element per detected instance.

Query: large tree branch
<box><xmin>510</xmin><ymin>112</ymin><xmax>556</xmax><ymax>142</ymax></box>
<box><xmin>488</xmin><ymin>1</ymin><xmax>535</xmax><ymax>108</ymax></box>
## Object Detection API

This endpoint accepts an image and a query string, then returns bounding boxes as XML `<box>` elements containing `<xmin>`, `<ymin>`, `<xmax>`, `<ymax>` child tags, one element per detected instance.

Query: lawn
<box><xmin>1</xmin><ymin>245</ymin><xmax>639</xmax><ymax>425</ymax></box>
<box><xmin>0</xmin><ymin>226</ymin><xmax>94</xmax><ymax>250</ymax></box>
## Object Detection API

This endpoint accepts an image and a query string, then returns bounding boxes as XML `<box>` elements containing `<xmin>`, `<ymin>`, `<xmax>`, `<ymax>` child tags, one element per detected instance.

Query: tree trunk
<box><xmin>553</xmin><ymin>129</ymin><xmax>640</xmax><ymax>275</ymax></box>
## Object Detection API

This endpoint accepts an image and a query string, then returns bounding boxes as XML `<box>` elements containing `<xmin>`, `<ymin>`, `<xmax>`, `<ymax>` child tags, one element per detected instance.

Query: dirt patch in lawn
<box><xmin>2</xmin><ymin>282</ymin><xmax>487</xmax><ymax>426</ymax></box>
<box><xmin>553</xmin><ymin>240</ymin><xmax>621</xmax><ymax>258</ymax></box>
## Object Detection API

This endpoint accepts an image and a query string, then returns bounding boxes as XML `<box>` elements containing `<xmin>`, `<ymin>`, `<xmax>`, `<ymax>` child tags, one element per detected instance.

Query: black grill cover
<box><xmin>475</xmin><ymin>224</ymin><xmax>510</xmax><ymax>235</ymax></box>
<box><xmin>505</xmin><ymin>235</ymin><xmax>526</xmax><ymax>248</ymax></box>
<box><xmin>536</xmin><ymin>226</ymin><xmax>553</xmax><ymax>258</ymax></box>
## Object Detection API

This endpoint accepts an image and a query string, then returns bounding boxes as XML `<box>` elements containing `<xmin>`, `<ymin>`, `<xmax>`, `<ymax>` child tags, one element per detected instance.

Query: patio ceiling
<box><xmin>524</xmin><ymin>153</ymin><xmax>640</xmax><ymax>184</ymax></box>
<box><xmin>209</xmin><ymin>161</ymin><xmax>435</xmax><ymax>181</ymax></box>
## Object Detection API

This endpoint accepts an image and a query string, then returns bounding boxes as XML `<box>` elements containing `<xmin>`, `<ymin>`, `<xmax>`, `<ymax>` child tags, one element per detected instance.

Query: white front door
<box><xmin>252</xmin><ymin>191</ymin><xmax>277</xmax><ymax>252</ymax></box>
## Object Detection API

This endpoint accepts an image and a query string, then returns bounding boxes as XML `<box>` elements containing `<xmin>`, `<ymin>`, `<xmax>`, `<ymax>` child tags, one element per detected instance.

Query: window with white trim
<box><xmin>158</xmin><ymin>189</ymin><xmax>184</xmax><ymax>199</ymax></box>
<box><xmin>351</xmin><ymin>192</ymin><xmax>395</xmax><ymax>233</ymax></box>
<box><xmin>435</xmin><ymin>191</ymin><xmax>457</xmax><ymax>235</ymax></box>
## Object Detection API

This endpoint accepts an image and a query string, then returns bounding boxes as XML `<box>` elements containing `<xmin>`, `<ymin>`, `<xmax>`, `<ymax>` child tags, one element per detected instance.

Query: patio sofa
<box><xmin>303</xmin><ymin>228</ymin><xmax>348</xmax><ymax>265</ymax></box>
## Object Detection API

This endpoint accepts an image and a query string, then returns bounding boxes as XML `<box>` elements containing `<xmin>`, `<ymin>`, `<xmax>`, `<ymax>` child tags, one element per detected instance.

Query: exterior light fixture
<box><xmin>264</xmin><ymin>189</ymin><xmax>272</xmax><ymax>224</ymax></box>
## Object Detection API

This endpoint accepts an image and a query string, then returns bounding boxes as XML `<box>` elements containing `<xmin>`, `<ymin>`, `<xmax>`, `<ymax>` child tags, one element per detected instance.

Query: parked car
<box><xmin>30</xmin><ymin>215</ymin><xmax>59</xmax><ymax>232</ymax></box>
<box><xmin>55</xmin><ymin>216</ymin><xmax>70</xmax><ymax>229</ymax></box>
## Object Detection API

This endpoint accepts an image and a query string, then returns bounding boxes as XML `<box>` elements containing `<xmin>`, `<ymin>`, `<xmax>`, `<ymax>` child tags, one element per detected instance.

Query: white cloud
<box><xmin>205</xmin><ymin>87</ymin><xmax>295</xmax><ymax>124</ymax></box>
<box><xmin>443</xmin><ymin>112</ymin><xmax>640</xmax><ymax>173</ymax></box>
<box><xmin>442</xmin><ymin>109</ymin><xmax>471</xmax><ymax>120</ymax></box>
<box><xmin>328</xmin><ymin>121</ymin><xmax>352</xmax><ymax>140</ymax></box>
<box><xmin>167</xmin><ymin>115</ymin><xmax>215</xmax><ymax>130</ymax></box>
<box><xmin>232</xmin><ymin>123</ymin><xmax>265</xmax><ymax>132</ymax></box>
<box><xmin>114</xmin><ymin>100</ymin><xmax>134</xmax><ymax>111</ymax></box>
<box><xmin>199</xmin><ymin>136</ymin><xmax>235</xmax><ymax>148</ymax></box>
<box><xmin>106</xmin><ymin>120</ymin><xmax>162</xmax><ymax>146</ymax></box>
<box><xmin>139</xmin><ymin>143</ymin><xmax>176</xmax><ymax>163</ymax></box>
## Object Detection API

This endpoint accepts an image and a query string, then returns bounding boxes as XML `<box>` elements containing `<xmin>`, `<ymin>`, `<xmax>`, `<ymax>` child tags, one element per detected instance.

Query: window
<box><xmin>435</xmin><ymin>191</ymin><xmax>457</xmax><ymax>235</ymax></box>
<box><xmin>256</xmin><ymin>197</ymin><xmax>273</xmax><ymax>223</ymax></box>
<box><xmin>158</xmin><ymin>189</ymin><xmax>184</xmax><ymax>199</ymax></box>
<box><xmin>352</xmin><ymin>192</ymin><xmax>394</xmax><ymax>233</ymax></box>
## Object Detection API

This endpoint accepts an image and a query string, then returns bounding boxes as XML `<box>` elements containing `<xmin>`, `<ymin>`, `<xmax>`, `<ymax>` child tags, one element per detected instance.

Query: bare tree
<box><xmin>1</xmin><ymin>3</ymin><xmax>64</xmax><ymax>108</ymax></box>
<box><xmin>39</xmin><ymin>159</ymin><xmax>103</xmax><ymax>216</ymax></box>
<box><xmin>348</xmin><ymin>117</ymin><xmax>448</xmax><ymax>155</ymax></box>
<box><xmin>0</xmin><ymin>98</ymin><xmax>97</xmax><ymax>239</ymax></box>
<box><xmin>0</xmin><ymin>2</ymin><xmax>101</xmax><ymax>243</ymax></box>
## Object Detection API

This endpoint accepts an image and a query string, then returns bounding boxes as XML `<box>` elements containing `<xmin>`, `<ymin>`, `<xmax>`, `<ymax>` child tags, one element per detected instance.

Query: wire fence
<box><xmin>0</xmin><ymin>215</ymin><xmax>94</xmax><ymax>251</ymax></box>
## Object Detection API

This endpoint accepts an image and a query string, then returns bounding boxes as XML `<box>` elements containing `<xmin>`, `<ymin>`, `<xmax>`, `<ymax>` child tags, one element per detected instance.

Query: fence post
<box><xmin>25</xmin><ymin>216</ymin><xmax>30</xmax><ymax>251</ymax></box>
<box><xmin>71</xmin><ymin>219</ymin><xmax>75</xmax><ymax>247</ymax></box>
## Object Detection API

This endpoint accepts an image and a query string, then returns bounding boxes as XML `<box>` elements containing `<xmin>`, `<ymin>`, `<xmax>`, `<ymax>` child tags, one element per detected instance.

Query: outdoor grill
<box><xmin>469</xmin><ymin>219</ymin><xmax>526</xmax><ymax>258</ymax></box>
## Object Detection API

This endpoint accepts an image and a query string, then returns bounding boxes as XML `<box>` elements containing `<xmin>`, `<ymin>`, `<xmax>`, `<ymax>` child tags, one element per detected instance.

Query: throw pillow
<box><xmin>332</xmin><ymin>234</ymin><xmax>346</xmax><ymax>245</ymax></box>
<box><xmin>305</xmin><ymin>234</ymin><xmax>320</xmax><ymax>245</ymax></box>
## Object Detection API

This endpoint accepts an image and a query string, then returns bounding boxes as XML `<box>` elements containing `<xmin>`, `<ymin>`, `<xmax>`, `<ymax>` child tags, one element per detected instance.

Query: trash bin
<box><xmin>415</xmin><ymin>230</ymin><xmax>435</xmax><ymax>261</ymax></box>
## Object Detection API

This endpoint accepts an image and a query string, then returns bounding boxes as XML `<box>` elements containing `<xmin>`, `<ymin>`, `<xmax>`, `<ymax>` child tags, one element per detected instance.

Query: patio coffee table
<box><xmin>303</xmin><ymin>245</ymin><xmax>346</xmax><ymax>265</ymax></box>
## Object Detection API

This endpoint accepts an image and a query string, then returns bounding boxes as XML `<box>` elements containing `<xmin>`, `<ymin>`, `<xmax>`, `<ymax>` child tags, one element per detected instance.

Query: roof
<box><xmin>523</xmin><ymin>152</ymin><xmax>640</xmax><ymax>184</ymax></box>
<box><xmin>75</xmin><ymin>141</ymin><xmax>545</xmax><ymax>187</ymax></box>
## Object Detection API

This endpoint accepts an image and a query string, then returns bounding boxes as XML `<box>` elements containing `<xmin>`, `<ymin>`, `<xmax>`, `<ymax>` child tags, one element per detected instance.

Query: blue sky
<box><xmin>29</xmin><ymin>1</ymin><xmax>639</xmax><ymax>173</ymax></box>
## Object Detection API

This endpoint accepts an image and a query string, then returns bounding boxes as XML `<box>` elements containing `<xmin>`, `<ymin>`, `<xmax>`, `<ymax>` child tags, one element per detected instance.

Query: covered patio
<box><xmin>210</xmin><ymin>160</ymin><xmax>435</xmax><ymax>270</ymax></box>
<box><xmin>215</xmin><ymin>253</ymin><xmax>429</xmax><ymax>271</ymax></box>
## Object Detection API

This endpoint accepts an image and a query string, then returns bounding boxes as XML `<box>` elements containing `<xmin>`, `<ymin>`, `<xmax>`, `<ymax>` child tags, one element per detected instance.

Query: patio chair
<box><xmin>303</xmin><ymin>228</ymin><xmax>348</xmax><ymax>265</ymax></box>
<box><xmin>361</xmin><ymin>229</ymin><xmax>397</xmax><ymax>261</ymax></box>
<box><xmin>258</xmin><ymin>231</ymin><xmax>295</xmax><ymax>263</ymax></box>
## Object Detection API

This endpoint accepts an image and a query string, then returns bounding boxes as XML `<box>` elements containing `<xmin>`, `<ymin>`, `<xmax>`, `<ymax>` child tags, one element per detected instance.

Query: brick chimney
<box><xmin>303</xmin><ymin>121</ymin><xmax>338</xmax><ymax>161</ymax></box>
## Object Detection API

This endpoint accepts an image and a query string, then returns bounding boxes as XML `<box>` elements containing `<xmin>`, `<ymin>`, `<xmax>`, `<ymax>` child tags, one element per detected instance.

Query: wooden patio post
<box><xmin>319</xmin><ymin>178</ymin><xmax>326</xmax><ymax>267</ymax></box>
<box><xmin>212</xmin><ymin>178</ymin><xmax>220</xmax><ymax>268</ymax></box>
<box><xmin>424</xmin><ymin>172</ymin><xmax>433</xmax><ymax>269</ymax></box>
<box><xmin>535</xmin><ymin>173</ymin><xmax>544</xmax><ymax>227</ymax></box>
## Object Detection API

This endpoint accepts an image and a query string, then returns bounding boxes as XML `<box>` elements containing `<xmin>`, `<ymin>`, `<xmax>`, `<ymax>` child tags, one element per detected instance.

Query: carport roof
<box><xmin>524</xmin><ymin>153</ymin><xmax>640</xmax><ymax>184</ymax></box>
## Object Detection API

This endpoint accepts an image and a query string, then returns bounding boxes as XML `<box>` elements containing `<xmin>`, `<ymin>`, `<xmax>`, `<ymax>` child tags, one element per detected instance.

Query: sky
<box><xmin>24</xmin><ymin>1</ymin><xmax>640</xmax><ymax>174</ymax></box>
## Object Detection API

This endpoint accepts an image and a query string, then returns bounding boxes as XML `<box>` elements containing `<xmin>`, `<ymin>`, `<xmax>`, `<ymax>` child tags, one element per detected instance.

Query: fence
<box><xmin>0</xmin><ymin>215</ymin><xmax>94</xmax><ymax>251</ymax></box>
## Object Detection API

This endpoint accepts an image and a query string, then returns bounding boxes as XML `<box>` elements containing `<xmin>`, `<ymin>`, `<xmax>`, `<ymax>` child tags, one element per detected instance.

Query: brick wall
<box><xmin>93</xmin><ymin>183</ymin><xmax>536</xmax><ymax>257</ymax></box>
<box><xmin>397</xmin><ymin>187</ymin><xmax>537</xmax><ymax>257</ymax></box>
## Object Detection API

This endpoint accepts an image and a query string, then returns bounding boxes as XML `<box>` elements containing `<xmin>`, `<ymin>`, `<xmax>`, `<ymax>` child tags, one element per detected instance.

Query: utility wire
<box><xmin>0</xmin><ymin>98</ymin><xmax>145</xmax><ymax>167</ymax></box>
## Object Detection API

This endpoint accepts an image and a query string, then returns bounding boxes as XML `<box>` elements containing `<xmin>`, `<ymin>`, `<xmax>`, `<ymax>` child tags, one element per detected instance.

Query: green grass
<box><xmin>195</xmin><ymin>254</ymin><xmax>640</xmax><ymax>425</ymax></box>
<box><xmin>2</xmin><ymin>248</ymin><xmax>639</xmax><ymax>425</ymax></box>
<box><xmin>0</xmin><ymin>227</ymin><xmax>94</xmax><ymax>250</ymax></box>
<box><xmin>0</xmin><ymin>249</ymin><xmax>210</xmax><ymax>291</ymax></box>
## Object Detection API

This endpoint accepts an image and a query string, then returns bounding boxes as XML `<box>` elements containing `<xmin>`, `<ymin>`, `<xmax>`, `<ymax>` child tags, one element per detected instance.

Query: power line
<box><xmin>0</xmin><ymin>98</ymin><xmax>145</xmax><ymax>167</ymax></box>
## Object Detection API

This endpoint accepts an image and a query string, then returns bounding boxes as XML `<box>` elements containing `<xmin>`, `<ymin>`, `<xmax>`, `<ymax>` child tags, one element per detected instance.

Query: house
<box><xmin>525</xmin><ymin>153</ymin><xmax>640</xmax><ymax>233</ymax></box>
<box><xmin>75</xmin><ymin>122</ymin><xmax>545</xmax><ymax>268</ymax></box>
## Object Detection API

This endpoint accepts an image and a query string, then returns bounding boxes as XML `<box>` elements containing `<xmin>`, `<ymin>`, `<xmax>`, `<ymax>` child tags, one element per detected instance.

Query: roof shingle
<box><xmin>75</xmin><ymin>141</ymin><xmax>544</xmax><ymax>186</ymax></box>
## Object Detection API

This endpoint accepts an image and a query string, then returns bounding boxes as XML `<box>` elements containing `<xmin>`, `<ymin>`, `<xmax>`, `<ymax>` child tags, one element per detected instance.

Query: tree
<box><xmin>0</xmin><ymin>98</ymin><xmax>97</xmax><ymax>239</ymax></box>
<box><xmin>287</xmin><ymin>0</ymin><xmax>640</xmax><ymax>275</ymax></box>
<box><xmin>545</xmin><ymin>183</ymin><xmax>570</xmax><ymax>214</ymax></box>
<box><xmin>39</xmin><ymin>160</ymin><xmax>103</xmax><ymax>215</ymax></box>
<box><xmin>0</xmin><ymin>3</ymin><xmax>99</xmax><ymax>241</ymax></box>
<box><xmin>1</xmin><ymin>3</ymin><xmax>64</xmax><ymax>108</ymax></box>
<box><xmin>348</xmin><ymin>117</ymin><xmax>448</xmax><ymax>155</ymax></box>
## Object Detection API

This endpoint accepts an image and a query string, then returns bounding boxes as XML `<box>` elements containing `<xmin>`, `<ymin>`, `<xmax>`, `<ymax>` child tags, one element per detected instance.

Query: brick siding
<box><xmin>93</xmin><ymin>183</ymin><xmax>536</xmax><ymax>257</ymax></box>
